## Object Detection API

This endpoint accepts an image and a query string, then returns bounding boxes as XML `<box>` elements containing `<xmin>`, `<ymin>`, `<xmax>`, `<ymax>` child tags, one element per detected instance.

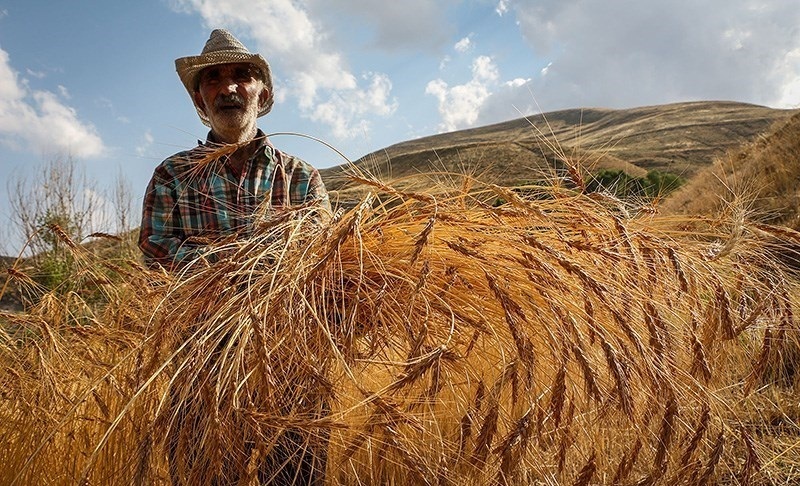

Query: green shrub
<box><xmin>588</xmin><ymin>169</ymin><xmax>684</xmax><ymax>199</ymax></box>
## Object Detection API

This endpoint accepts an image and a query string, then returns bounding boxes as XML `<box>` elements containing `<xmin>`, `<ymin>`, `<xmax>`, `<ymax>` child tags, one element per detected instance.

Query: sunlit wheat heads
<box><xmin>1</xmin><ymin>169</ymin><xmax>798</xmax><ymax>485</ymax></box>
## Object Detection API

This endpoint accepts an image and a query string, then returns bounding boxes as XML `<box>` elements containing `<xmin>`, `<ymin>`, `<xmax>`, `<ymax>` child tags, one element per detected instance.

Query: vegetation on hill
<box><xmin>587</xmin><ymin>169</ymin><xmax>685</xmax><ymax>200</ymax></box>
<box><xmin>320</xmin><ymin>101</ymin><xmax>798</xmax><ymax>204</ymax></box>
<box><xmin>662</xmin><ymin>110</ymin><xmax>800</xmax><ymax>228</ymax></box>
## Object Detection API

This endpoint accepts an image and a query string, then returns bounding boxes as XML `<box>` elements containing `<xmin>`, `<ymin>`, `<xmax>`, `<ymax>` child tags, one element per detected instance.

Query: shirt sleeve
<box><xmin>279</xmin><ymin>151</ymin><xmax>332</xmax><ymax>217</ymax></box>
<box><xmin>137</xmin><ymin>165</ymin><xmax>205</xmax><ymax>269</ymax></box>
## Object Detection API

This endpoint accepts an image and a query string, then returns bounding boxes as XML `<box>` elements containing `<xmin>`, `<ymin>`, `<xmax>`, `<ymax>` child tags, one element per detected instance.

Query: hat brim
<box><xmin>175</xmin><ymin>51</ymin><xmax>274</xmax><ymax>126</ymax></box>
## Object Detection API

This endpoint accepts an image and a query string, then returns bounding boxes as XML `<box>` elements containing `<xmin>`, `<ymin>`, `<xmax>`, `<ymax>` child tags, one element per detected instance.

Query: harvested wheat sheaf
<box><xmin>1</xmin><ymin>173</ymin><xmax>798</xmax><ymax>485</ymax></box>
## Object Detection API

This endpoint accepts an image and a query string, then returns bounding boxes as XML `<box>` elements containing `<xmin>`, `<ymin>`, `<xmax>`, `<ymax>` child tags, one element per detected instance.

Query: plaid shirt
<box><xmin>138</xmin><ymin>130</ymin><xmax>331</xmax><ymax>269</ymax></box>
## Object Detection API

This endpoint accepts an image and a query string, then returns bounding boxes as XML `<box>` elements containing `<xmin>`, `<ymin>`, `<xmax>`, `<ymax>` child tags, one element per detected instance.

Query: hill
<box><xmin>319</xmin><ymin>101</ymin><xmax>799</xmax><ymax>201</ymax></box>
<box><xmin>662</xmin><ymin>110</ymin><xmax>800</xmax><ymax>228</ymax></box>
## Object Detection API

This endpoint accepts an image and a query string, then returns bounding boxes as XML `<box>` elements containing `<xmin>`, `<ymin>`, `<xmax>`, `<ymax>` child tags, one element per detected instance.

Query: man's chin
<box><xmin>210</xmin><ymin>113</ymin><xmax>248</xmax><ymax>130</ymax></box>
<box><xmin>214</xmin><ymin>108</ymin><xmax>245</xmax><ymax>119</ymax></box>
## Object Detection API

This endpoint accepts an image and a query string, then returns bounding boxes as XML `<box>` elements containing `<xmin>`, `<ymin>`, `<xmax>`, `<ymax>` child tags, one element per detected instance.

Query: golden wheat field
<box><xmin>1</xmin><ymin>163</ymin><xmax>799</xmax><ymax>485</ymax></box>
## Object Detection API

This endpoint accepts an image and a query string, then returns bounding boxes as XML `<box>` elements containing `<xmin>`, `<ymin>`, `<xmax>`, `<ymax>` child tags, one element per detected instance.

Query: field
<box><xmin>1</xmin><ymin>102</ymin><xmax>800</xmax><ymax>484</ymax></box>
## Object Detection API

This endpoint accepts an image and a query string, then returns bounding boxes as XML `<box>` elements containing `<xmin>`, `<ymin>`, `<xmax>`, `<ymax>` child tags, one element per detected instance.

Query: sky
<box><xmin>0</xmin><ymin>0</ymin><xmax>799</xmax><ymax>254</ymax></box>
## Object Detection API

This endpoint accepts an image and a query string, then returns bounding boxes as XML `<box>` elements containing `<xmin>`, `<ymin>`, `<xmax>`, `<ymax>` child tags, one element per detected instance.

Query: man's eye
<box><xmin>201</xmin><ymin>69</ymin><xmax>221</xmax><ymax>83</ymax></box>
<box><xmin>234</xmin><ymin>68</ymin><xmax>253</xmax><ymax>81</ymax></box>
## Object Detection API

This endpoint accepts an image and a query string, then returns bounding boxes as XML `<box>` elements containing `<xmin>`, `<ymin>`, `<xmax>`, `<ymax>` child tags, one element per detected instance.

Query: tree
<box><xmin>8</xmin><ymin>154</ymin><xmax>99</xmax><ymax>257</ymax></box>
<box><xmin>8</xmin><ymin>155</ymin><xmax>120</xmax><ymax>292</ymax></box>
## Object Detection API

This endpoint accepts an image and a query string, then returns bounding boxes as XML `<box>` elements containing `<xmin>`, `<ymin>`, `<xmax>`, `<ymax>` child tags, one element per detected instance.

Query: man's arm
<box><xmin>138</xmin><ymin>168</ymin><xmax>206</xmax><ymax>269</ymax></box>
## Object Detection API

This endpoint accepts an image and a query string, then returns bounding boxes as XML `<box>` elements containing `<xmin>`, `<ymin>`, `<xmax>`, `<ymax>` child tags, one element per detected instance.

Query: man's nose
<box><xmin>223</xmin><ymin>81</ymin><xmax>238</xmax><ymax>93</ymax></box>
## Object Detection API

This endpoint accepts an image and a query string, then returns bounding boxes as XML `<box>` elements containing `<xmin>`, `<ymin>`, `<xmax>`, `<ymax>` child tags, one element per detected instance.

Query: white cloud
<box><xmin>136</xmin><ymin>130</ymin><xmax>154</xmax><ymax>157</ymax></box>
<box><xmin>310</xmin><ymin>72</ymin><xmax>398</xmax><ymax>139</ymax></box>
<box><xmin>478</xmin><ymin>78</ymin><xmax>538</xmax><ymax>125</ymax></box>
<box><xmin>57</xmin><ymin>85</ymin><xmax>70</xmax><ymax>99</ymax></box>
<box><xmin>426</xmin><ymin>56</ymin><xmax>499</xmax><ymax>132</ymax></box>
<box><xmin>0</xmin><ymin>51</ymin><xmax>25</xmax><ymax>100</ymax></box>
<box><xmin>171</xmin><ymin>0</ymin><xmax>399</xmax><ymax>140</ymax></box>
<box><xmin>496</xmin><ymin>1</ymin><xmax>509</xmax><ymax>16</ymax></box>
<box><xmin>473</xmin><ymin>56</ymin><xmax>499</xmax><ymax>82</ymax></box>
<box><xmin>507</xmin><ymin>0</ymin><xmax>800</xmax><ymax>111</ymax></box>
<box><xmin>775</xmin><ymin>48</ymin><xmax>800</xmax><ymax>108</ymax></box>
<box><xmin>25</xmin><ymin>68</ymin><xmax>45</xmax><ymax>79</ymax></box>
<box><xmin>505</xmin><ymin>78</ymin><xmax>530</xmax><ymax>89</ymax></box>
<box><xmin>455</xmin><ymin>36</ymin><xmax>473</xmax><ymax>53</ymax></box>
<box><xmin>0</xmin><ymin>47</ymin><xmax>104</xmax><ymax>157</ymax></box>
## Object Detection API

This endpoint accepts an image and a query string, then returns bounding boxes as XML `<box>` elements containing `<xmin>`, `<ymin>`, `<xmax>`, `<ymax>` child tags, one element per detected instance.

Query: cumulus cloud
<box><xmin>476</xmin><ymin>78</ymin><xmax>538</xmax><ymax>126</ymax></box>
<box><xmin>455</xmin><ymin>36</ymin><xmax>473</xmax><ymax>53</ymax></box>
<box><xmin>426</xmin><ymin>55</ymin><xmax>499</xmax><ymax>132</ymax></box>
<box><xmin>0</xmin><ymin>47</ymin><xmax>104</xmax><ymax>157</ymax></box>
<box><xmin>310</xmin><ymin>73</ymin><xmax>398</xmax><ymax>139</ymax></box>
<box><xmin>171</xmin><ymin>0</ymin><xmax>399</xmax><ymax>139</ymax></box>
<box><xmin>774</xmin><ymin>47</ymin><xmax>800</xmax><ymax>108</ymax></box>
<box><xmin>505</xmin><ymin>0</ymin><xmax>800</xmax><ymax>111</ymax></box>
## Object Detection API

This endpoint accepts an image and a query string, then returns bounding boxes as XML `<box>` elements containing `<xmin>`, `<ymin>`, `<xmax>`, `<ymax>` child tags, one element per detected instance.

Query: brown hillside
<box><xmin>662</xmin><ymin>110</ymin><xmax>800</xmax><ymax>227</ymax></box>
<box><xmin>320</xmin><ymin>101</ymin><xmax>798</xmax><ymax>200</ymax></box>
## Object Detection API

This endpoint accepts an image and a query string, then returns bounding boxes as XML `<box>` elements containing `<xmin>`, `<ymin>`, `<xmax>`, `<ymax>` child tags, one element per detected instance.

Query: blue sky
<box><xmin>1</xmin><ymin>0</ymin><xmax>799</xmax><ymax>254</ymax></box>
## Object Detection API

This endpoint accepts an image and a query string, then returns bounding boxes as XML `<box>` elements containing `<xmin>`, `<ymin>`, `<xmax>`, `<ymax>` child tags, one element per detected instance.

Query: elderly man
<box><xmin>139</xmin><ymin>29</ymin><xmax>331</xmax><ymax>270</ymax></box>
<box><xmin>138</xmin><ymin>30</ymin><xmax>330</xmax><ymax>484</ymax></box>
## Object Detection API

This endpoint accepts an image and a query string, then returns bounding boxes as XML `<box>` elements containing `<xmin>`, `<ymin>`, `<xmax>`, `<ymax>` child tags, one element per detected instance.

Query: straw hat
<box><xmin>175</xmin><ymin>29</ymin><xmax>274</xmax><ymax>126</ymax></box>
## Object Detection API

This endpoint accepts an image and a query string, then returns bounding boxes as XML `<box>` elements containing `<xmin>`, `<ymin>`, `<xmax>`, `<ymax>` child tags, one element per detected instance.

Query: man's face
<box><xmin>194</xmin><ymin>63</ymin><xmax>267</xmax><ymax>137</ymax></box>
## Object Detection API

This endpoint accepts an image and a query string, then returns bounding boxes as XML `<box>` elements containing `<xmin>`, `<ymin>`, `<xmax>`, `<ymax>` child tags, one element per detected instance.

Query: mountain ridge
<box><xmin>319</xmin><ymin>100</ymin><xmax>799</xmax><ymax>197</ymax></box>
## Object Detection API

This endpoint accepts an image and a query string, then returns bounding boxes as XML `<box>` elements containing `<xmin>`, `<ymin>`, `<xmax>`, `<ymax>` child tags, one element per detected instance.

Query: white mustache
<box><xmin>215</xmin><ymin>94</ymin><xmax>245</xmax><ymax>109</ymax></box>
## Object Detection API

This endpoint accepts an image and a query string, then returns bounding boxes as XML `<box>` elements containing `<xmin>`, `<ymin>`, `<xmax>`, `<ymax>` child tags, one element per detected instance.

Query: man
<box><xmin>138</xmin><ymin>29</ymin><xmax>331</xmax><ymax>484</ymax></box>
<box><xmin>139</xmin><ymin>29</ymin><xmax>331</xmax><ymax>270</ymax></box>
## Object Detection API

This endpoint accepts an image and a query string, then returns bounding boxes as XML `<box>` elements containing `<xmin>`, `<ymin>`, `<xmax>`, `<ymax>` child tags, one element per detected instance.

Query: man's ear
<box><xmin>193</xmin><ymin>91</ymin><xmax>207</xmax><ymax>115</ymax></box>
<box><xmin>259</xmin><ymin>88</ymin><xmax>270</xmax><ymax>108</ymax></box>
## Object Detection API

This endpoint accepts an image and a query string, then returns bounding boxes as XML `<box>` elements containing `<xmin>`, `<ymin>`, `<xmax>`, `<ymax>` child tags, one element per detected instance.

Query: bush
<box><xmin>4</xmin><ymin>155</ymin><xmax>137</xmax><ymax>304</ymax></box>
<box><xmin>588</xmin><ymin>169</ymin><xmax>684</xmax><ymax>199</ymax></box>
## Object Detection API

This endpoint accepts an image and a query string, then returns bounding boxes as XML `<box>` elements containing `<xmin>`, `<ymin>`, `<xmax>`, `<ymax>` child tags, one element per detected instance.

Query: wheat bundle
<box><xmin>1</xmin><ymin>174</ymin><xmax>798</xmax><ymax>485</ymax></box>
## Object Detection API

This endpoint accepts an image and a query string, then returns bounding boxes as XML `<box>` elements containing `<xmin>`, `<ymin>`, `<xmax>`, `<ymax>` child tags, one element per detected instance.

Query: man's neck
<box><xmin>208</xmin><ymin>127</ymin><xmax>261</xmax><ymax>176</ymax></box>
<box><xmin>211</xmin><ymin>124</ymin><xmax>258</xmax><ymax>145</ymax></box>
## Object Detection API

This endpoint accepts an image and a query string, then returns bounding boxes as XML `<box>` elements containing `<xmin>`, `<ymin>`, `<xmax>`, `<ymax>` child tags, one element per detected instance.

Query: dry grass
<box><xmin>1</xmin><ymin>167</ymin><xmax>799</xmax><ymax>485</ymax></box>
<box><xmin>662</xmin><ymin>111</ymin><xmax>800</xmax><ymax>229</ymax></box>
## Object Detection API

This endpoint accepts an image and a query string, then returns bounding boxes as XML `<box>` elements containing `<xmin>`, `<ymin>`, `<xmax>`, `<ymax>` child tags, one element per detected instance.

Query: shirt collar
<box><xmin>199</xmin><ymin>129</ymin><xmax>275</xmax><ymax>171</ymax></box>
<box><xmin>201</xmin><ymin>129</ymin><xmax>272</xmax><ymax>149</ymax></box>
